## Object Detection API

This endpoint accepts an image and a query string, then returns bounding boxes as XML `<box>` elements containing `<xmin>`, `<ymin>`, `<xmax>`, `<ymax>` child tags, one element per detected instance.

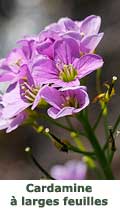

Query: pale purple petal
<box><xmin>1</xmin><ymin>82</ymin><xmax>30</xmax><ymax>118</ymax></box>
<box><xmin>58</xmin><ymin>17</ymin><xmax>78</xmax><ymax>31</ymax></box>
<box><xmin>65</xmin><ymin>160</ymin><xmax>87</xmax><ymax>180</ymax></box>
<box><xmin>73</xmin><ymin>54</ymin><xmax>104</xmax><ymax>79</ymax></box>
<box><xmin>45</xmin><ymin>86</ymin><xmax>89</xmax><ymax>119</ymax></box>
<box><xmin>48</xmin><ymin>106</ymin><xmax>75</xmax><ymax>119</ymax></box>
<box><xmin>0</xmin><ymin>118</ymin><xmax>11</xmax><ymax>130</ymax></box>
<box><xmin>39</xmin><ymin>29</ymin><xmax>60</xmax><ymax>41</ymax></box>
<box><xmin>2</xmin><ymin>100</ymin><xmax>30</xmax><ymax>119</ymax></box>
<box><xmin>31</xmin><ymin>88</ymin><xmax>42</xmax><ymax>110</ymax></box>
<box><xmin>51</xmin><ymin>79</ymin><xmax>80</xmax><ymax>88</ymax></box>
<box><xmin>41</xmin><ymin>86</ymin><xmax>62</xmax><ymax>109</ymax></box>
<box><xmin>80</xmin><ymin>15</ymin><xmax>101</xmax><ymax>36</ymax></box>
<box><xmin>6</xmin><ymin>111</ymin><xmax>27</xmax><ymax>133</ymax></box>
<box><xmin>31</xmin><ymin>85</ymin><xmax>48</xmax><ymax>110</ymax></box>
<box><xmin>36</xmin><ymin>38</ymin><xmax>54</xmax><ymax>58</ymax></box>
<box><xmin>31</xmin><ymin>56</ymin><xmax>58</xmax><ymax>85</ymax></box>
<box><xmin>2</xmin><ymin>82</ymin><xmax>22</xmax><ymax>104</ymax></box>
<box><xmin>17</xmin><ymin>36</ymin><xmax>38</xmax><ymax>59</ymax></box>
<box><xmin>62</xmin><ymin>31</ymin><xmax>82</xmax><ymax>41</ymax></box>
<box><xmin>5</xmin><ymin>48</ymin><xmax>27</xmax><ymax>73</ymax></box>
<box><xmin>47</xmin><ymin>107</ymin><xmax>59</xmax><ymax>119</ymax></box>
<box><xmin>32</xmin><ymin>55</ymin><xmax>55</xmax><ymax>71</ymax></box>
<box><xmin>50</xmin><ymin>160</ymin><xmax>87</xmax><ymax>180</ymax></box>
<box><xmin>50</xmin><ymin>165</ymin><xmax>69</xmax><ymax>180</ymax></box>
<box><xmin>44</xmin><ymin>22</ymin><xmax>63</xmax><ymax>33</ymax></box>
<box><xmin>60</xmin><ymin>85</ymin><xmax>87</xmax><ymax>91</ymax></box>
<box><xmin>0</xmin><ymin>72</ymin><xmax>15</xmax><ymax>82</ymax></box>
<box><xmin>0</xmin><ymin>48</ymin><xmax>31</xmax><ymax>84</ymax></box>
<box><xmin>75</xmin><ymin>20</ymin><xmax>83</xmax><ymax>28</ymax></box>
<box><xmin>54</xmin><ymin>37</ymin><xmax>80</xmax><ymax>65</ymax></box>
<box><xmin>80</xmin><ymin>33</ymin><xmax>104</xmax><ymax>53</ymax></box>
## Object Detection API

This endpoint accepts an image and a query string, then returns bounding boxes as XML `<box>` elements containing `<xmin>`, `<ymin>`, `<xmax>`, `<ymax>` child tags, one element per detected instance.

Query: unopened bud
<box><xmin>112</xmin><ymin>76</ymin><xmax>117</xmax><ymax>81</ymax></box>
<box><xmin>25</xmin><ymin>147</ymin><xmax>31</xmax><ymax>153</ymax></box>
<box><xmin>37</xmin><ymin>126</ymin><xmax>44</xmax><ymax>133</ymax></box>
<box><xmin>45</xmin><ymin>128</ymin><xmax>50</xmax><ymax>133</ymax></box>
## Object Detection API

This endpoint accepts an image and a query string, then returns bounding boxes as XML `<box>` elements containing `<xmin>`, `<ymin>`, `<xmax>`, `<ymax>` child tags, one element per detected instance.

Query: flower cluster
<box><xmin>0</xmin><ymin>15</ymin><xmax>104</xmax><ymax>132</ymax></box>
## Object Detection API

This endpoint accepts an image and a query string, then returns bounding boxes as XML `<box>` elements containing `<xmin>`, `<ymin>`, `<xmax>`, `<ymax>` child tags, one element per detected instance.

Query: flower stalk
<box><xmin>78</xmin><ymin>111</ymin><xmax>114</xmax><ymax>179</ymax></box>
<box><xmin>25</xmin><ymin>147</ymin><xmax>55</xmax><ymax>180</ymax></box>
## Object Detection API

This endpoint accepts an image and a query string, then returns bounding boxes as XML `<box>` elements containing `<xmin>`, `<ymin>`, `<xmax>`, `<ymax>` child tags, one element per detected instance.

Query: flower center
<box><xmin>59</xmin><ymin>64</ymin><xmax>78</xmax><ymax>82</ymax></box>
<box><xmin>11</xmin><ymin>58</ymin><xmax>22</xmax><ymax>67</ymax></box>
<box><xmin>21</xmin><ymin>82</ymin><xmax>47</xmax><ymax>107</ymax></box>
<box><xmin>21</xmin><ymin>82</ymin><xmax>39</xmax><ymax>103</ymax></box>
<box><xmin>62</xmin><ymin>96</ymin><xmax>79</xmax><ymax>108</ymax></box>
<box><xmin>16</xmin><ymin>58</ymin><xmax>22</xmax><ymax>66</ymax></box>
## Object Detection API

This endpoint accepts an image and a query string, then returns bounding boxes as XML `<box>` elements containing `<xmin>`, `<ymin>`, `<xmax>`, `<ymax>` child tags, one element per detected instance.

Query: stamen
<box><xmin>23</xmin><ymin>82</ymin><xmax>33</xmax><ymax>91</ymax></box>
<box><xmin>25</xmin><ymin>90</ymin><xmax>36</xmax><ymax>99</ymax></box>
<box><xmin>33</xmin><ymin>88</ymin><xmax>39</xmax><ymax>94</ymax></box>
<box><xmin>24</xmin><ymin>95</ymin><xmax>34</xmax><ymax>102</ymax></box>
<box><xmin>62</xmin><ymin>96</ymin><xmax>80</xmax><ymax>108</ymax></box>
<box><xmin>16</xmin><ymin>58</ymin><xmax>21</xmax><ymax>66</ymax></box>
<box><xmin>21</xmin><ymin>81</ymin><xmax>40</xmax><ymax>104</ymax></box>
<box><xmin>74</xmin><ymin>97</ymin><xmax>79</xmax><ymax>108</ymax></box>
<box><xmin>59</xmin><ymin>64</ymin><xmax>78</xmax><ymax>82</ymax></box>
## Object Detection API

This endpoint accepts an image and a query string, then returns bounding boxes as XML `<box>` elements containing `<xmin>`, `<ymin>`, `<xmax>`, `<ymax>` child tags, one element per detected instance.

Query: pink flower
<box><xmin>41</xmin><ymin>86</ymin><xmax>89</xmax><ymax>119</ymax></box>
<box><xmin>33</xmin><ymin>37</ymin><xmax>103</xmax><ymax>87</ymax></box>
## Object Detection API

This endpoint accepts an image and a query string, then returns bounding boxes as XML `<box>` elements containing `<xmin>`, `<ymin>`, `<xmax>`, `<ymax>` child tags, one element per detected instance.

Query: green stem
<box><xmin>65</xmin><ymin>116</ymin><xmax>74</xmax><ymax>130</ymax></box>
<box><xmin>93</xmin><ymin>104</ymin><xmax>106</xmax><ymax>130</ymax></box>
<box><xmin>45</xmin><ymin>131</ymin><xmax>95</xmax><ymax>158</ymax></box>
<box><xmin>41</xmin><ymin>113</ymin><xmax>73</xmax><ymax>131</ymax></box>
<box><xmin>93</xmin><ymin>108</ymin><xmax>103</xmax><ymax>130</ymax></box>
<box><xmin>31</xmin><ymin>154</ymin><xmax>55</xmax><ymax>180</ymax></box>
<box><xmin>107</xmin><ymin>127</ymin><xmax>116</xmax><ymax>163</ymax></box>
<box><xmin>79</xmin><ymin>112</ymin><xmax>114</xmax><ymax>179</ymax></box>
<box><xmin>39</xmin><ymin>113</ymin><xmax>85</xmax><ymax>136</ymax></box>
<box><xmin>104</xmin><ymin>113</ymin><xmax>120</xmax><ymax>150</ymax></box>
<box><xmin>109</xmin><ymin>151</ymin><xmax>114</xmax><ymax>164</ymax></box>
<box><xmin>113</xmin><ymin>113</ymin><xmax>120</xmax><ymax>133</ymax></box>
<box><xmin>26</xmin><ymin>147</ymin><xmax>54</xmax><ymax>180</ymax></box>
<box><xmin>67</xmin><ymin>143</ymin><xmax>96</xmax><ymax>158</ymax></box>
<box><xmin>104</xmin><ymin>113</ymin><xmax>109</xmax><ymax>139</ymax></box>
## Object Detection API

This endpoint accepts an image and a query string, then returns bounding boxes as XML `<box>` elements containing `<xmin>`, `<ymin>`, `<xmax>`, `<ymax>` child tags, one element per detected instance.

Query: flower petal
<box><xmin>80</xmin><ymin>15</ymin><xmax>101</xmax><ymax>36</ymax></box>
<box><xmin>51</xmin><ymin>79</ymin><xmax>80</xmax><ymax>88</ymax></box>
<box><xmin>54</xmin><ymin>37</ymin><xmax>80</xmax><ymax>65</ymax></box>
<box><xmin>6</xmin><ymin>111</ymin><xmax>27</xmax><ymax>133</ymax></box>
<box><xmin>0</xmin><ymin>72</ymin><xmax>15</xmax><ymax>82</ymax></box>
<box><xmin>80</xmin><ymin>33</ymin><xmax>104</xmax><ymax>53</ymax></box>
<box><xmin>58</xmin><ymin>17</ymin><xmax>78</xmax><ymax>31</ymax></box>
<box><xmin>50</xmin><ymin>160</ymin><xmax>87</xmax><ymax>180</ymax></box>
<box><xmin>1</xmin><ymin>82</ymin><xmax>30</xmax><ymax>118</ymax></box>
<box><xmin>36</xmin><ymin>38</ymin><xmax>54</xmax><ymax>58</ymax></box>
<box><xmin>0</xmin><ymin>118</ymin><xmax>11</xmax><ymax>130</ymax></box>
<box><xmin>73</xmin><ymin>54</ymin><xmax>104</xmax><ymax>79</ymax></box>
<box><xmin>41</xmin><ymin>86</ymin><xmax>62</xmax><ymax>110</ymax></box>
<box><xmin>32</xmin><ymin>56</ymin><xmax>58</xmax><ymax>85</ymax></box>
<box><xmin>2</xmin><ymin>100</ymin><xmax>29</xmax><ymax>119</ymax></box>
<box><xmin>62</xmin><ymin>31</ymin><xmax>82</xmax><ymax>41</ymax></box>
<box><xmin>31</xmin><ymin>85</ymin><xmax>48</xmax><ymax>110</ymax></box>
<box><xmin>48</xmin><ymin>106</ymin><xmax>75</xmax><ymax>119</ymax></box>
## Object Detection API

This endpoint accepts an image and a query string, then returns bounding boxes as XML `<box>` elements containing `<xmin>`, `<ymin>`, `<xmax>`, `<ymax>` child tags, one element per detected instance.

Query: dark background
<box><xmin>0</xmin><ymin>0</ymin><xmax>120</xmax><ymax>179</ymax></box>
